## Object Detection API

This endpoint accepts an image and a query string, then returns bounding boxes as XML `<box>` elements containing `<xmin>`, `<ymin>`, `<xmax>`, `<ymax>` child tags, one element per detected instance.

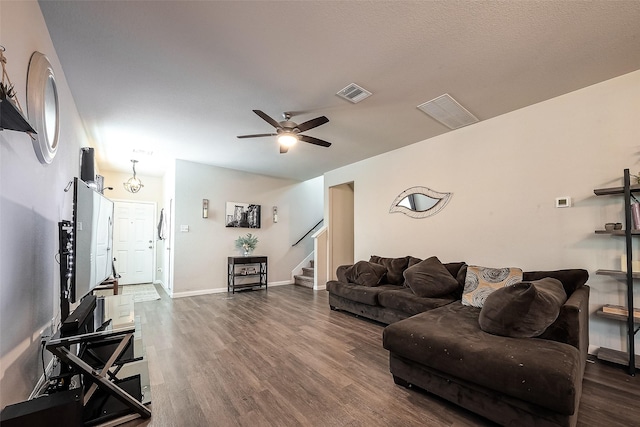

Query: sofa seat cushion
<box><xmin>378</xmin><ymin>288</ymin><xmax>457</xmax><ymax>316</ymax></box>
<box><xmin>382</xmin><ymin>303</ymin><xmax>581</xmax><ymax>415</ymax></box>
<box><xmin>326</xmin><ymin>281</ymin><xmax>403</xmax><ymax>306</ymax></box>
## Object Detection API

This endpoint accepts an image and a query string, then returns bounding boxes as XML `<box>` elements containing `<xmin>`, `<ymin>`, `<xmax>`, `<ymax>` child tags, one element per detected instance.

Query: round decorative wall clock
<box><xmin>27</xmin><ymin>52</ymin><xmax>59</xmax><ymax>164</ymax></box>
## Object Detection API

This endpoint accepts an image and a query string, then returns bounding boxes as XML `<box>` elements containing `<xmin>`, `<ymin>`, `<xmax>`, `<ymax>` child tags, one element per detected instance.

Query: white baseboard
<box><xmin>270</xmin><ymin>280</ymin><xmax>293</xmax><ymax>287</ymax></box>
<box><xmin>171</xmin><ymin>288</ymin><xmax>228</xmax><ymax>298</ymax></box>
<box><xmin>154</xmin><ymin>279</ymin><xmax>174</xmax><ymax>297</ymax></box>
<box><xmin>171</xmin><ymin>281</ymin><xmax>293</xmax><ymax>298</ymax></box>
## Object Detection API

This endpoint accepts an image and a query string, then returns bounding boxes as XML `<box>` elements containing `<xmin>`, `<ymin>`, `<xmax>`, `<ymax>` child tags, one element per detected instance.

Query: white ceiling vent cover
<box><xmin>417</xmin><ymin>94</ymin><xmax>479</xmax><ymax>130</ymax></box>
<box><xmin>337</xmin><ymin>83</ymin><xmax>372</xmax><ymax>103</ymax></box>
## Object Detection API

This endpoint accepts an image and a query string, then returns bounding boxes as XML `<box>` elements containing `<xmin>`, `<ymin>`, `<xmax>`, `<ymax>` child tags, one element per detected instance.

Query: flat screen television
<box><xmin>70</xmin><ymin>177</ymin><xmax>114</xmax><ymax>303</ymax></box>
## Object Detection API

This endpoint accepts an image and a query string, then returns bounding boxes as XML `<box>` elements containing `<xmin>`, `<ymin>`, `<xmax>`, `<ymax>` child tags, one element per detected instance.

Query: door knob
<box><xmin>148</xmin><ymin>246</ymin><xmax>152</xmax><ymax>249</ymax></box>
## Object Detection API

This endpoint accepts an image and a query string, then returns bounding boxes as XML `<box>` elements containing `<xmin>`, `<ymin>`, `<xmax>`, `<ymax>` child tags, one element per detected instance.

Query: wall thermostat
<box><xmin>555</xmin><ymin>197</ymin><xmax>572</xmax><ymax>208</ymax></box>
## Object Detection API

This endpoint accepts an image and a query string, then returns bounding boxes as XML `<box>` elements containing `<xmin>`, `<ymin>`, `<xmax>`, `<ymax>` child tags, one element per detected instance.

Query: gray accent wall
<box><xmin>0</xmin><ymin>1</ymin><xmax>94</xmax><ymax>406</ymax></box>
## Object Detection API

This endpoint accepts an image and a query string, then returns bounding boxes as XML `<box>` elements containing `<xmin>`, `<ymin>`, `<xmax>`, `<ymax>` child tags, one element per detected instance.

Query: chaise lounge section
<box><xmin>327</xmin><ymin>256</ymin><xmax>590</xmax><ymax>426</ymax></box>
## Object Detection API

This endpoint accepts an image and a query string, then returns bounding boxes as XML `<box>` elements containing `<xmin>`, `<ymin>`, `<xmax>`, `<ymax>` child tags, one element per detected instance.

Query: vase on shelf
<box><xmin>242</xmin><ymin>245</ymin><xmax>253</xmax><ymax>257</ymax></box>
<box><xmin>235</xmin><ymin>233</ymin><xmax>258</xmax><ymax>257</ymax></box>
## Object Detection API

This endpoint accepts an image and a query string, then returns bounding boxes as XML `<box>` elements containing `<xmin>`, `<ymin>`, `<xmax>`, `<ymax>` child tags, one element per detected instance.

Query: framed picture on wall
<box><xmin>225</xmin><ymin>202</ymin><xmax>261</xmax><ymax>228</ymax></box>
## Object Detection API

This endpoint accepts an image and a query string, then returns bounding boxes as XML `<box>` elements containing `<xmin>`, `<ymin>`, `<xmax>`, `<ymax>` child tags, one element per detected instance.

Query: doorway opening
<box><xmin>328</xmin><ymin>182</ymin><xmax>354</xmax><ymax>280</ymax></box>
<box><xmin>113</xmin><ymin>201</ymin><xmax>156</xmax><ymax>286</ymax></box>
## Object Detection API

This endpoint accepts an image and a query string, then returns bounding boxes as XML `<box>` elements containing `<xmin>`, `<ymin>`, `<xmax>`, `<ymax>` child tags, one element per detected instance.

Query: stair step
<box><xmin>294</xmin><ymin>275</ymin><xmax>314</xmax><ymax>288</ymax></box>
<box><xmin>302</xmin><ymin>267</ymin><xmax>314</xmax><ymax>277</ymax></box>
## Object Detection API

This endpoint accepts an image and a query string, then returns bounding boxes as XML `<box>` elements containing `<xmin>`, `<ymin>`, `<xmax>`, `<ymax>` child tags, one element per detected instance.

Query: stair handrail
<box><xmin>292</xmin><ymin>219</ymin><xmax>324</xmax><ymax>247</ymax></box>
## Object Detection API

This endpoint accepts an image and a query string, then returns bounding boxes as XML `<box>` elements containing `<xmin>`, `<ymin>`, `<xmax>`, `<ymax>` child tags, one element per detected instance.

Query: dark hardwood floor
<box><xmin>123</xmin><ymin>285</ymin><xmax>640</xmax><ymax>426</ymax></box>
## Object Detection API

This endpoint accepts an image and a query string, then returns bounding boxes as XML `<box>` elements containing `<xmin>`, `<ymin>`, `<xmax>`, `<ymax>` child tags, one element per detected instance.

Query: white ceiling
<box><xmin>39</xmin><ymin>1</ymin><xmax>640</xmax><ymax>181</ymax></box>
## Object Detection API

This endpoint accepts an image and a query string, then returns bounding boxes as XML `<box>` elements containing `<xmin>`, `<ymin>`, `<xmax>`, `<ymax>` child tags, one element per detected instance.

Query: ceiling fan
<box><xmin>237</xmin><ymin>110</ymin><xmax>331</xmax><ymax>153</ymax></box>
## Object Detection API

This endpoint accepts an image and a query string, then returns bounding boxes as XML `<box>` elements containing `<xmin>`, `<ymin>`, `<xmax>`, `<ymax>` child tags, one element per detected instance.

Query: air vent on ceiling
<box><xmin>417</xmin><ymin>94</ymin><xmax>479</xmax><ymax>130</ymax></box>
<box><xmin>336</xmin><ymin>83</ymin><xmax>372</xmax><ymax>103</ymax></box>
<box><xmin>132</xmin><ymin>148</ymin><xmax>154</xmax><ymax>156</ymax></box>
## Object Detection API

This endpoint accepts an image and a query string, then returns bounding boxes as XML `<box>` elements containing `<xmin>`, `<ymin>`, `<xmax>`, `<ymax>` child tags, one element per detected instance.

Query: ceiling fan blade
<box><xmin>253</xmin><ymin>110</ymin><xmax>282</xmax><ymax>129</ymax></box>
<box><xmin>237</xmin><ymin>133</ymin><xmax>277</xmax><ymax>139</ymax></box>
<box><xmin>299</xmin><ymin>134</ymin><xmax>331</xmax><ymax>147</ymax></box>
<box><xmin>279</xmin><ymin>145</ymin><xmax>289</xmax><ymax>154</ymax></box>
<box><xmin>296</xmin><ymin>116</ymin><xmax>329</xmax><ymax>133</ymax></box>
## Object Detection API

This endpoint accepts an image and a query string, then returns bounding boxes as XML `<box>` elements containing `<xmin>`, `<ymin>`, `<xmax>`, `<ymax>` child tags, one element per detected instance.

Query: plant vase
<box><xmin>235</xmin><ymin>233</ymin><xmax>258</xmax><ymax>257</ymax></box>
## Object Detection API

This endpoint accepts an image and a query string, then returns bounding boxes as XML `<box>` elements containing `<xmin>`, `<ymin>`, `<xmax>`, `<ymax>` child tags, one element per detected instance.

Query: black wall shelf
<box><xmin>594</xmin><ymin>169</ymin><xmax>639</xmax><ymax>375</ymax></box>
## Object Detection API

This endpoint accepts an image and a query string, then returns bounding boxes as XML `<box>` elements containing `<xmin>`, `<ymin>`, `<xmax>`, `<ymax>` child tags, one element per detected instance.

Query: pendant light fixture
<box><xmin>123</xmin><ymin>159</ymin><xmax>143</xmax><ymax>193</ymax></box>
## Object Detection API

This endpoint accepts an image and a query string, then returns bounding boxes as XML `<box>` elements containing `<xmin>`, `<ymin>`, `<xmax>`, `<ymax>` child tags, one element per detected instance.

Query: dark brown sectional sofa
<box><xmin>326</xmin><ymin>256</ymin><xmax>590</xmax><ymax>427</ymax></box>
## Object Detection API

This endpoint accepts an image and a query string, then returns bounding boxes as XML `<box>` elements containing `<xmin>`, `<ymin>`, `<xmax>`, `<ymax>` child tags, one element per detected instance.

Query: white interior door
<box><xmin>113</xmin><ymin>201</ymin><xmax>156</xmax><ymax>285</ymax></box>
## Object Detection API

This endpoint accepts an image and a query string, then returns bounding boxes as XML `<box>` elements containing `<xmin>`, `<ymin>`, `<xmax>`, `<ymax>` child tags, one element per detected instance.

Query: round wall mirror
<box><xmin>27</xmin><ymin>52</ymin><xmax>59</xmax><ymax>164</ymax></box>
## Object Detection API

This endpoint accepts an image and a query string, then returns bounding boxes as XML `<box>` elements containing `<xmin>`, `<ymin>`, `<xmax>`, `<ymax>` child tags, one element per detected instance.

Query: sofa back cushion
<box><xmin>478</xmin><ymin>278</ymin><xmax>568</xmax><ymax>338</ymax></box>
<box><xmin>344</xmin><ymin>261</ymin><xmax>387</xmax><ymax>287</ymax></box>
<box><xmin>369</xmin><ymin>255</ymin><xmax>410</xmax><ymax>286</ymax></box>
<box><xmin>408</xmin><ymin>259</ymin><xmax>467</xmax><ymax>287</ymax></box>
<box><xmin>445</xmin><ymin>262</ymin><xmax>467</xmax><ymax>288</ymax></box>
<box><xmin>522</xmin><ymin>269</ymin><xmax>589</xmax><ymax>296</ymax></box>
<box><xmin>403</xmin><ymin>256</ymin><xmax>460</xmax><ymax>297</ymax></box>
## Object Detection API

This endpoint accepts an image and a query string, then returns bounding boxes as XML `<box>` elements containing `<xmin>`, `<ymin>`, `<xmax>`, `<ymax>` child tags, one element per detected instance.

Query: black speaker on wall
<box><xmin>80</xmin><ymin>147</ymin><xmax>95</xmax><ymax>183</ymax></box>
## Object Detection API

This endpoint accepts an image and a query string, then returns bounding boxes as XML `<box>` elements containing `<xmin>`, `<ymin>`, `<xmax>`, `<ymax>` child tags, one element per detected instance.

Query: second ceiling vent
<box><xmin>417</xmin><ymin>94</ymin><xmax>479</xmax><ymax>130</ymax></box>
<box><xmin>336</xmin><ymin>83</ymin><xmax>372</xmax><ymax>104</ymax></box>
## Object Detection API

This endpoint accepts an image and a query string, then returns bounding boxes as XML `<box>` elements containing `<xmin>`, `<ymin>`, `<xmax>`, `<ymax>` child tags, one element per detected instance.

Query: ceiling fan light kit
<box><xmin>237</xmin><ymin>110</ymin><xmax>331</xmax><ymax>154</ymax></box>
<box><xmin>277</xmin><ymin>133</ymin><xmax>298</xmax><ymax>147</ymax></box>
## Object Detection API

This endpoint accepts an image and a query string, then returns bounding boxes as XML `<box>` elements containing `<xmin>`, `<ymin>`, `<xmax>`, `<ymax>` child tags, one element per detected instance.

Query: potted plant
<box><xmin>235</xmin><ymin>233</ymin><xmax>258</xmax><ymax>256</ymax></box>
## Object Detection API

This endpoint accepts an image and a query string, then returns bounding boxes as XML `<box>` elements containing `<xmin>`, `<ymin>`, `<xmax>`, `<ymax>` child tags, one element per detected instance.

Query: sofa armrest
<box><xmin>336</xmin><ymin>264</ymin><xmax>353</xmax><ymax>283</ymax></box>
<box><xmin>539</xmin><ymin>285</ymin><xmax>590</xmax><ymax>370</ymax></box>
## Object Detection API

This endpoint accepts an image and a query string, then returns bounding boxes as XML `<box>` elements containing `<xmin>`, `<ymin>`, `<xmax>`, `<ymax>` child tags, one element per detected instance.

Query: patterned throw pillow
<box><xmin>461</xmin><ymin>266</ymin><xmax>523</xmax><ymax>308</ymax></box>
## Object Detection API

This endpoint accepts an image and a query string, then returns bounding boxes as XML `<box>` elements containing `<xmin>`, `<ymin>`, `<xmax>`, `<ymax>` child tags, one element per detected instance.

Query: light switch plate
<box><xmin>180</xmin><ymin>225</ymin><xmax>189</xmax><ymax>232</ymax></box>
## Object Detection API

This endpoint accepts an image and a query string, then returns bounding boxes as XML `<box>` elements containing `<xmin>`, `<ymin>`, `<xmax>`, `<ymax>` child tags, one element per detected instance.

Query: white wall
<box><xmin>172</xmin><ymin>160</ymin><xmax>323</xmax><ymax>297</ymax></box>
<box><xmin>325</xmin><ymin>70</ymin><xmax>640</xmax><ymax>355</ymax></box>
<box><xmin>100</xmin><ymin>170</ymin><xmax>163</xmax><ymax>206</ymax></box>
<box><xmin>0</xmin><ymin>1</ymin><xmax>94</xmax><ymax>406</ymax></box>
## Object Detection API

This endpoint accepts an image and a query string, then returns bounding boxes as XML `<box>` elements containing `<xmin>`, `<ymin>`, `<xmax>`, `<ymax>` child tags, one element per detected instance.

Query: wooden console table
<box><xmin>227</xmin><ymin>256</ymin><xmax>268</xmax><ymax>293</ymax></box>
